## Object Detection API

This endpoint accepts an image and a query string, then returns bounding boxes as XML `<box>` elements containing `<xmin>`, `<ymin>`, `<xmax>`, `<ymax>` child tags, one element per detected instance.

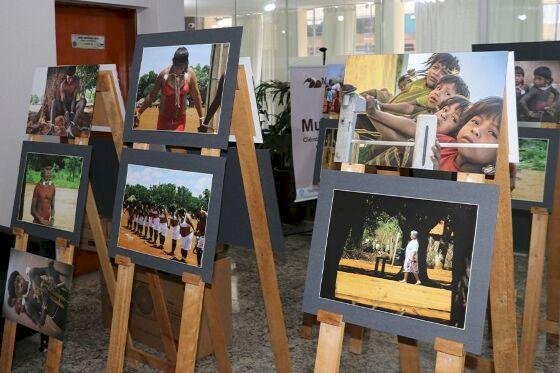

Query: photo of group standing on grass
<box><xmin>117</xmin><ymin>164</ymin><xmax>213</xmax><ymax>267</ymax></box>
<box><xmin>320</xmin><ymin>189</ymin><xmax>478</xmax><ymax>328</ymax></box>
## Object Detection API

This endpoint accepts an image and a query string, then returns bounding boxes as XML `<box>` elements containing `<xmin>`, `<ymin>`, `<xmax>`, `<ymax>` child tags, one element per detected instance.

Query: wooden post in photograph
<box><xmin>232</xmin><ymin>65</ymin><xmax>292</xmax><ymax>372</ymax></box>
<box><xmin>519</xmin><ymin>207</ymin><xmax>549</xmax><ymax>373</ymax></box>
<box><xmin>106</xmin><ymin>255</ymin><xmax>136</xmax><ymax>373</ymax></box>
<box><xmin>44</xmin><ymin>238</ymin><xmax>76</xmax><ymax>373</ymax></box>
<box><xmin>314</xmin><ymin>310</ymin><xmax>345</xmax><ymax>373</ymax></box>
<box><xmin>434</xmin><ymin>337</ymin><xmax>465</xmax><ymax>373</ymax></box>
<box><xmin>0</xmin><ymin>228</ymin><xmax>29</xmax><ymax>373</ymax></box>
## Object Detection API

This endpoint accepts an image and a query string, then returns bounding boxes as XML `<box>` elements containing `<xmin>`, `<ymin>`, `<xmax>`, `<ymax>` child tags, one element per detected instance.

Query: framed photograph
<box><xmin>512</xmin><ymin>127</ymin><xmax>559</xmax><ymax>210</ymax></box>
<box><xmin>123</xmin><ymin>27</ymin><xmax>242</xmax><ymax>149</ymax></box>
<box><xmin>303</xmin><ymin>170</ymin><xmax>499</xmax><ymax>354</ymax></box>
<box><xmin>3</xmin><ymin>249</ymin><xmax>73</xmax><ymax>340</ymax></box>
<box><xmin>336</xmin><ymin>52</ymin><xmax>509</xmax><ymax>175</ymax></box>
<box><xmin>474</xmin><ymin>41</ymin><xmax>560</xmax><ymax>127</ymax></box>
<box><xmin>322</xmin><ymin>64</ymin><xmax>345</xmax><ymax>119</ymax></box>
<box><xmin>229</xmin><ymin>57</ymin><xmax>263</xmax><ymax>143</ymax></box>
<box><xmin>108</xmin><ymin>148</ymin><xmax>225</xmax><ymax>282</ymax></box>
<box><xmin>26</xmin><ymin>65</ymin><xmax>100</xmax><ymax>138</ymax></box>
<box><xmin>11</xmin><ymin>141</ymin><xmax>92</xmax><ymax>245</ymax></box>
<box><xmin>313</xmin><ymin>119</ymin><xmax>339</xmax><ymax>185</ymax></box>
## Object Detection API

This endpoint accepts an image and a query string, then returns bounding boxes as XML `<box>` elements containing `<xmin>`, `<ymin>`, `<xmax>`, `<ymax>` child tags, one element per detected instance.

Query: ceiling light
<box><xmin>410</xmin><ymin>15</ymin><xmax>416</xmax><ymax>20</ymax></box>
<box><xmin>518</xmin><ymin>14</ymin><xmax>527</xmax><ymax>21</ymax></box>
<box><xmin>264</xmin><ymin>2</ymin><xmax>276</xmax><ymax>12</ymax></box>
<box><xmin>337</xmin><ymin>15</ymin><xmax>344</xmax><ymax>22</ymax></box>
<box><xmin>281</xmin><ymin>30</ymin><xmax>286</xmax><ymax>34</ymax></box>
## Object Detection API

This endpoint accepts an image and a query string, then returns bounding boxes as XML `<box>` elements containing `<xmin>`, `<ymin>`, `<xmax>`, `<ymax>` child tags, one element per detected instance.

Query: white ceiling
<box><xmin>184</xmin><ymin>0</ymin><xmax>378</xmax><ymax>17</ymax></box>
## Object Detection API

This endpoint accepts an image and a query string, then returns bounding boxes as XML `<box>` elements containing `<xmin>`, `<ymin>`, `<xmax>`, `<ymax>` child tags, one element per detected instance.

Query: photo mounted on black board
<box><xmin>473</xmin><ymin>41</ymin><xmax>560</xmax><ymax>127</ymax></box>
<box><xmin>124</xmin><ymin>28</ymin><xmax>242</xmax><ymax>149</ymax></box>
<box><xmin>11</xmin><ymin>142</ymin><xmax>92</xmax><ymax>245</ymax></box>
<box><xmin>109</xmin><ymin>148</ymin><xmax>225</xmax><ymax>282</ymax></box>
<box><xmin>303</xmin><ymin>171</ymin><xmax>499</xmax><ymax>354</ymax></box>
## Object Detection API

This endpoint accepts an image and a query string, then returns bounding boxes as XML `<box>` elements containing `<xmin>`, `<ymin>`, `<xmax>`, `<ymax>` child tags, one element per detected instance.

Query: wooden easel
<box><xmin>106</xmin><ymin>65</ymin><xmax>291</xmax><ymax>372</ymax></box>
<box><xmin>89</xmin><ymin>71</ymin><xmax>181</xmax><ymax>372</ymax></box>
<box><xmin>311</xmin><ymin>97</ymin><xmax>518</xmax><ymax>372</ymax></box>
<box><xmin>518</xmin><ymin>207</ymin><xmax>549</xmax><ymax>373</ymax></box>
<box><xmin>0</xmin><ymin>129</ymin><xmax>82</xmax><ymax>372</ymax></box>
<box><xmin>0</xmin><ymin>231</ymin><xmax>75</xmax><ymax>371</ymax></box>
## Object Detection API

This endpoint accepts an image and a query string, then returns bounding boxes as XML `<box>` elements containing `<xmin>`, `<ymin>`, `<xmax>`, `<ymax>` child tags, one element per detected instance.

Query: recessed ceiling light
<box><xmin>518</xmin><ymin>14</ymin><xmax>527</xmax><ymax>21</ymax></box>
<box><xmin>337</xmin><ymin>15</ymin><xmax>344</xmax><ymax>22</ymax></box>
<box><xmin>281</xmin><ymin>30</ymin><xmax>286</xmax><ymax>34</ymax></box>
<box><xmin>264</xmin><ymin>2</ymin><xmax>276</xmax><ymax>12</ymax></box>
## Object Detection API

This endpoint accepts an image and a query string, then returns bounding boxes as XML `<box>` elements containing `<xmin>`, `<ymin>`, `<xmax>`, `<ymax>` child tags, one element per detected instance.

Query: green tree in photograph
<box><xmin>30</xmin><ymin>94</ymin><xmax>40</xmax><ymax>105</ymax></box>
<box><xmin>76</xmin><ymin>65</ymin><xmax>100</xmax><ymax>104</ymax></box>
<box><xmin>518</xmin><ymin>138</ymin><xmax>547</xmax><ymax>171</ymax></box>
<box><xmin>192</xmin><ymin>64</ymin><xmax>210</xmax><ymax>101</ymax></box>
<box><xmin>124</xmin><ymin>182</ymin><xmax>210</xmax><ymax>214</ymax></box>
<box><xmin>137</xmin><ymin>70</ymin><xmax>159</xmax><ymax>101</ymax></box>
<box><xmin>25</xmin><ymin>154</ymin><xmax>82</xmax><ymax>189</ymax></box>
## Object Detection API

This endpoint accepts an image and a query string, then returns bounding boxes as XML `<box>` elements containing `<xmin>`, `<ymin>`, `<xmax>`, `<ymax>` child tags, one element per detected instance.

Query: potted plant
<box><xmin>255</xmin><ymin>80</ymin><xmax>305</xmax><ymax>223</ymax></box>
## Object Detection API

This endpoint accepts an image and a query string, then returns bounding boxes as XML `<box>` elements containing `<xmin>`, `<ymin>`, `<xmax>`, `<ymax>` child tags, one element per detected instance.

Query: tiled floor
<box><xmin>9</xmin><ymin>229</ymin><xmax>560</xmax><ymax>372</ymax></box>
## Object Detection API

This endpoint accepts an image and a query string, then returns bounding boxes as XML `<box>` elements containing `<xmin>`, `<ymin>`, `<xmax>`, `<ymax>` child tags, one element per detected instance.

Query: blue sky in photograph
<box><xmin>139</xmin><ymin>44</ymin><xmax>213</xmax><ymax>76</ymax></box>
<box><xmin>326</xmin><ymin>64</ymin><xmax>345</xmax><ymax>83</ymax></box>
<box><xmin>404</xmin><ymin>51</ymin><xmax>508</xmax><ymax>102</ymax></box>
<box><xmin>30</xmin><ymin>67</ymin><xmax>48</xmax><ymax>99</ymax></box>
<box><xmin>126</xmin><ymin>164</ymin><xmax>212</xmax><ymax>196</ymax></box>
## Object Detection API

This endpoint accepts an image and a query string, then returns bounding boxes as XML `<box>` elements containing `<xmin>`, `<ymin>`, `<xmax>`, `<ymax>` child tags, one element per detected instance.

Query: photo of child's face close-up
<box><xmin>436</xmin><ymin>103</ymin><xmax>462</xmax><ymax>135</ymax></box>
<box><xmin>426</xmin><ymin>62</ymin><xmax>449</xmax><ymax>88</ymax></box>
<box><xmin>533</xmin><ymin>74</ymin><xmax>549</xmax><ymax>88</ymax></box>
<box><xmin>456</xmin><ymin>114</ymin><xmax>500</xmax><ymax>164</ymax></box>
<box><xmin>427</xmin><ymin>82</ymin><xmax>457</xmax><ymax>108</ymax></box>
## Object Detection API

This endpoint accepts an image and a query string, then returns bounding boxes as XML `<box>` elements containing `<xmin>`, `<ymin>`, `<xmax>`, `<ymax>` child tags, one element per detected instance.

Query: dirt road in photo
<box><xmin>20</xmin><ymin>183</ymin><xmax>78</xmax><ymax>232</ymax></box>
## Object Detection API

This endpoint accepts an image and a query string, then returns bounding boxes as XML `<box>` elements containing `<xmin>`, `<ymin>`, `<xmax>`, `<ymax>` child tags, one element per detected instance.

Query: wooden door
<box><xmin>55</xmin><ymin>3</ymin><xmax>136</xmax><ymax>100</ymax></box>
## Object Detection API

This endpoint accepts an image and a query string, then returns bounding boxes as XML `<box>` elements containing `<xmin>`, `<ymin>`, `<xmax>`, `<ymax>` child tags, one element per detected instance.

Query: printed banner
<box><xmin>289</xmin><ymin>66</ymin><xmax>325</xmax><ymax>202</ymax></box>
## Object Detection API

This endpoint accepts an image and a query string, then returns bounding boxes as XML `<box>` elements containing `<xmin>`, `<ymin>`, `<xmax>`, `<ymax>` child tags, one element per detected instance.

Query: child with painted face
<box><xmin>518</xmin><ymin>66</ymin><xmax>560</xmax><ymax>121</ymax></box>
<box><xmin>379</xmin><ymin>74</ymin><xmax>470</xmax><ymax>118</ymax></box>
<box><xmin>432</xmin><ymin>97</ymin><xmax>502</xmax><ymax>174</ymax></box>
<box><xmin>364</xmin><ymin>94</ymin><xmax>470</xmax><ymax>142</ymax></box>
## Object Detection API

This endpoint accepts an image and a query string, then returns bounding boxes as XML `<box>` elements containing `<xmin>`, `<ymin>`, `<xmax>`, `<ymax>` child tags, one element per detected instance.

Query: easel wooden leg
<box><xmin>397</xmin><ymin>335</ymin><xmax>421</xmax><ymax>373</ymax></box>
<box><xmin>107</xmin><ymin>256</ymin><xmax>135</xmax><ymax>373</ymax></box>
<box><xmin>44</xmin><ymin>239</ymin><xmax>75</xmax><ymax>373</ymax></box>
<box><xmin>546</xmin><ymin>142</ymin><xmax>560</xmax><ymax>346</ymax></box>
<box><xmin>146</xmin><ymin>271</ymin><xmax>177</xmax><ymax>363</ymax></box>
<box><xmin>0</xmin><ymin>229</ymin><xmax>28</xmax><ymax>372</ymax></box>
<box><xmin>314</xmin><ymin>310</ymin><xmax>345</xmax><ymax>373</ymax></box>
<box><xmin>519</xmin><ymin>208</ymin><xmax>549</xmax><ymax>373</ymax></box>
<box><xmin>301</xmin><ymin>312</ymin><xmax>316</xmax><ymax>339</ymax></box>
<box><xmin>203</xmin><ymin>285</ymin><xmax>232</xmax><ymax>373</ymax></box>
<box><xmin>348</xmin><ymin>324</ymin><xmax>364</xmax><ymax>354</ymax></box>
<box><xmin>434</xmin><ymin>337</ymin><xmax>465</xmax><ymax>373</ymax></box>
<box><xmin>175</xmin><ymin>274</ymin><xmax>205</xmax><ymax>373</ymax></box>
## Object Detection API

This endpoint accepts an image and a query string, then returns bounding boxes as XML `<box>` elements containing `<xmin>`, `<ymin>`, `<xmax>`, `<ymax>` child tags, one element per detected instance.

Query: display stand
<box><xmin>544</xmin><ymin>123</ymin><xmax>560</xmax><ymax>345</ymax></box>
<box><xmin>311</xmin><ymin>98</ymin><xmax>518</xmax><ymax>372</ymax></box>
<box><xmin>0</xmin><ymin>122</ymin><xmax>81</xmax><ymax>373</ymax></box>
<box><xmin>518</xmin><ymin>207</ymin><xmax>549</xmax><ymax>373</ymax></box>
<box><xmin>0</xmin><ymin>228</ymin><xmax>29</xmax><ymax>373</ymax></box>
<box><xmin>89</xmin><ymin>71</ymin><xmax>180</xmax><ymax>372</ymax></box>
<box><xmin>106</xmin><ymin>65</ymin><xmax>291</xmax><ymax>372</ymax></box>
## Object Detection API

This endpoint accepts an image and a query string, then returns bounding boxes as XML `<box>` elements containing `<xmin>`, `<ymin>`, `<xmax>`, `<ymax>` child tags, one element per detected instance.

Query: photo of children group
<box><xmin>117</xmin><ymin>164</ymin><xmax>213</xmax><ymax>267</ymax></box>
<box><xmin>134</xmin><ymin>43</ymin><xmax>229</xmax><ymax>134</ymax></box>
<box><xmin>26</xmin><ymin>65</ymin><xmax>99</xmax><ymax>138</ymax></box>
<box><xmin>320</xmin><ymin>189</ymin><xmax>478</xmax><ymax>328</ymax></box>
<box><xmin>345</xmin><ymin>51</ymin><xmax>508</xmax><ymax>174</ymax></box>
<box><xmin>514</xmin><ymin>61</ymin><xmax>560</xmax><ymax>124</ymax></box>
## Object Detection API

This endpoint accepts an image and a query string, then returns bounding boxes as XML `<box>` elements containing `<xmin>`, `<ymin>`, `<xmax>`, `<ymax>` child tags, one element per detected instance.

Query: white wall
<box><xmin>0</xmin><ymin>0</ymin><xmax>57</xmax><ymax>229</ymax></box>
<box><xmin>0</xmin><ymin>0</ymin><xmax>184</xmax><ymax>229</ymax></box>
